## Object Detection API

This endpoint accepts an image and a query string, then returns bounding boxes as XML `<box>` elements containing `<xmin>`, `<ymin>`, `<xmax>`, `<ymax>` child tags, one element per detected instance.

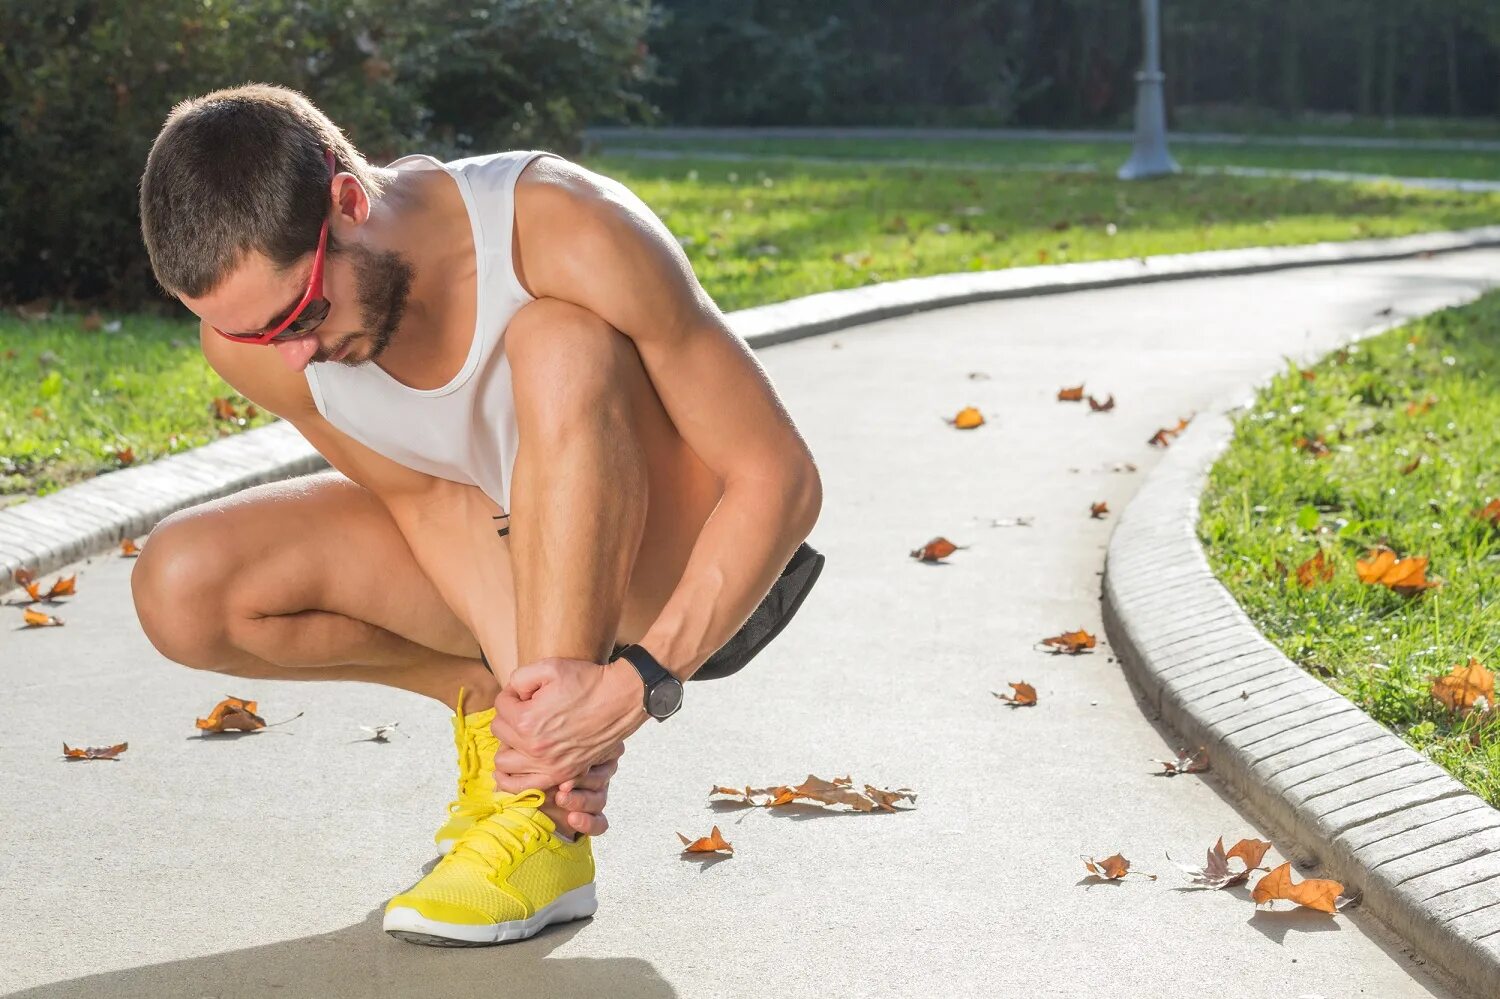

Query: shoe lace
<box><xmin>446</xmin><ymin>687</ymin><xmax>497</xmax><ymax>820</ymax></box>
<box><xmin>447</xmin><ymin>789</ymin><xmax>553</xmax><ymax>871</ymax></box>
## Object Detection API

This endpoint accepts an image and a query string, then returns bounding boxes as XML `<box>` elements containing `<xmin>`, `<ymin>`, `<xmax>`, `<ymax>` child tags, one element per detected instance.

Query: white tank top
<box><xmin>303</xmin><ymin>149</ymin><xmax>555</xmax><ymax>515</ymax></box>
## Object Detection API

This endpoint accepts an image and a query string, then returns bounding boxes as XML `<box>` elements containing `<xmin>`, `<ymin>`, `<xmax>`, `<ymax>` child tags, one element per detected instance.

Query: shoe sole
<box><xmin>435</xmin><ymin>838</ymin><xmax>454</xmax><ymax>855</ymax></box>
<box><xmin>383</xmin><ymin>883</ymin><xmax>598</xmax><ymax>947</ymax></box>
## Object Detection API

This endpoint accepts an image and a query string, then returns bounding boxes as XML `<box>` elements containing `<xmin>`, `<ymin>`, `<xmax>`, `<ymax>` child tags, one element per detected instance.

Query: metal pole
<box><xmin>1118</xmin><ymin>0</ymin><xmax>1181</xmax><ymax>180</ymax></box>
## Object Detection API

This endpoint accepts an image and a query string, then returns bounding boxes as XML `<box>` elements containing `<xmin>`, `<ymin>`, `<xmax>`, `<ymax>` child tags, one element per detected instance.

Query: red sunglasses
<box><xmin>212</xmin><ymin>148</ymin><xmax>337</xmax><ymax>345</ymax></box>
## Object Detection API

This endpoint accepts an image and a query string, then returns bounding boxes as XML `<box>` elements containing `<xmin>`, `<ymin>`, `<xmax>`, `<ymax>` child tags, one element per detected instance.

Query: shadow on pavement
<box><xmin>8</xmin><ymin>909</ymin><xmax>677</xmax><ymax>999</ymax></box>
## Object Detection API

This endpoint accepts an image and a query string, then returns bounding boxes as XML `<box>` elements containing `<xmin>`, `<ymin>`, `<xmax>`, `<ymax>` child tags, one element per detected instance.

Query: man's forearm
<box><xmin>636</xmin><ymin>473</ymin><xmax>820</xmax><ymax>680</ymax></box>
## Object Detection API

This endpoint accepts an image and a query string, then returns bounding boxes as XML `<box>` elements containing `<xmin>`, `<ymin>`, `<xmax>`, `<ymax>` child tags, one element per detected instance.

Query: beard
<box><xmin>327</xmin><ymin>238</ymin><xmax>414</xmax><ymax>364</ymax></box>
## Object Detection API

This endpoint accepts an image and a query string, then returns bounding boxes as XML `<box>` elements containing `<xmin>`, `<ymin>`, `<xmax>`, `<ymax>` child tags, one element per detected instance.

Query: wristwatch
<box><xmin>615</xmin><ymin>642</ymin><xmax>684</xmax><ymax>721</ymax></box>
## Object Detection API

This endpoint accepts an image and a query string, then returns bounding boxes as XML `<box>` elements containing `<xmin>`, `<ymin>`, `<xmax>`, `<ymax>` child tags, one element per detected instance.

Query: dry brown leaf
<box><xmin>910</xmin><ymin>536</ymin><xmax>966</xmax><ymax>562</ymax></box>
<box><xmin>1087</xmin><ymin>394</ymin><xmax>1115</xmax><ymax>412</ymax></box>
<box><xmin>1294</xmin><ymin>435</ymin><xmax>1331</xmax><ymax>457</ymax></box>
<box><xmin>1404</xmin><ymin>395</ymin><xmax>1438</xmax><ymax>416</ymax></box>
<box><xmin>1400</xmin><ymin>454</ymin><xmax>1423</xmax><ymax>475</ymax></box>
<box><xmin>212</xmin><ymin>397</ymin><xmax>238</xmax><ymax>421</ymax></box>
<box><xmin>195</xmin><ymin>696</ymin><xmax>266</xmax><ymax>733</ymax></box>
<box><xmin>120</xmin><ymin>538</ymin><xmax>141</xmax><ymax>557</ymax></box>
<box><xmin>1057</xmin><ymin>384</ymin><xmax>1085</xmax><ymax>402</ymax></box>
<box><xmin>1153</xmin><ymin>747</ymin><xmax>1209</xmax><ymax>775</ymax></box>
<box><xmin>1146</xmin><ymin>416</ymin><xmax>1193</xmax><ymax>447</ymax></box>
<box><xmin>677</xmin><ymin>826</ymin><xmax>733</xmax><ymax>855</ymax></box>
<box><xmin>732</xmin><ymin>773</ymin><xmax>917</xmax><ymax>812</ymax></box>
<box><xmin>1041</xmin><ymin>628</ymin><xmax>1096</xmax><ymax>654</ymax></box>
<box><xmin>946</xmin><ymin>406</ymin><xmax>985</xmax><ymax>429</ymax></box>
<box><xmin>1250</xmin><ymin>861</ymin><xmax>1344</xmax><ymax>913</ymax></box>
<box><xmin>1089</xmin><ymin>501</ymin><xmax>1109</xmax><ymax>519</ymax></box>
<box><xmin>1431</xmin><ymin>658</ymin><xmax>1495</xmax><ymax>714</ymax></box>
<box><xmin>1355</xmin><ymin>548</ymin><xmax>1439</xmax><ymax>594</ymax></box>
<box><xmin>1082</xmin><ymin>852</ymin><xmax>1156</xmax><ymax>881</ymax></box>
<box><xmin>23</xmin><ymin>606</ymin><xmax>64</xmax><ymax>627</ymax></box>
<box><xmin>62</xmin><ymin>741</ymin><xmax>127</xmax><ymax>761</ymax></box>
<box><xmin>993</xmin><ymin>682</ymin><xmax>1038</xmax><ymax>706</ymax></box>
<box><xmin>1167</xmin><ymin>836</ymin><xmax>1270</xmax><ymax>889</ymax></box>
<box><xmin>44</xmin><ymin>574</ymin><xmax>76</xmax><ymax>599</ymax></box>
<box><xmin>1471</xmin><ymin>498</ymin><xmax>1500</xmax><ymax>526</ymax></box>
<box><xmin>115</xmin><ymin>447</ymin><xmax>135</xmax><ymax>465</ymax></box>
<box><xmin>1295</xmin><ymin>551</ymin><xmax>1334</xmax><ymax>589</ymax></box>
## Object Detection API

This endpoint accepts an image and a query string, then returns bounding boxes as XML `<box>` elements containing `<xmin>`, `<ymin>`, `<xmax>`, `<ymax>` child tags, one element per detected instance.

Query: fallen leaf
<box><xmin>1167</xmin><ymin>836</ymin><xmax>1270</xmax><ymax>888</ymax></box>
<box><xmin>1082</xmin><ymin>852</ymin><xmax>1156</xmax><ymax>881</ymax></box>
<box><xmin>1153</xmin><ymin>747</ymin><xmax>1209</xmax><ymax>775</ymax></box>
<box><xmin>43</xmin><ymin>574</ymin><xmax>76</xmax><ymax>599</ymax></box>
<box><xmin>1088</xmin><ymin>394</ymin><xmax>1115</xmax><ymax>412</ymax></box>
<box><xmin>212</xmin><ymin>397</ymin><xmax>239</xmax><ymax>421</ymax></box>
<box><xmin>1090</xmin><ymin>501</ymin><xmax>1109</xmax><ymax>519</ymax></box>
<box><xmin>120</xmin><ymin>538</ymin><xmax>141</xmax><ymax>557</ymax></box>
<box><xmin>1355</xmin><ymin>548</ymin><xmax>1440</xmax><ymax>594</ymax></box>
<box><xmin>1148</xmin><ymin>416</ymin><xmax>1193</xmax><ymax>447</ymax></box>
<box><xmin>1471</xmin><ymin>498</ymin><xmax>1500</xmax><ymax>526</ymax></box>
<box><xmin>993</xmin><ymin>682</ymin><xmax>1038</xmax><ymax>706</ymax></box>
<box><xmin>1400</xmin><ymin>454</ymin><xmax>1423</xmax><ymax>475</ymax></box>
<box><xmin>1404</xmin><ymin>395</ymin><xmax>1437</xmax><ymax>416</ymax></box>
<box><xmin>945</xmin><ymin>405</ymin><xmax>985</xmax><ymax>429</ymax></box>
<box><xmin>116</xmin><ymin>447</ymin><xmax>135</xmax><ymax>465</ymax></box>
<box><xmin>358</xmin><ymin>722</ymin><xmax>407</xmax><ymax>742</ymax></box>
<box><xmin>63</xmin><ymin>741</ymin><xmax>127</xmax><ymax>761</ymax></box>
<box><xmin>1294</xmin><ymin>435</ymin><xmax>1331</xmax><ymax>457</ymax></box>
<box><xmin>1251</xmin><ymin>861</ymin><xmax>1344</xmax><ymax>913</ymax></box>
<box><xmin>1431</xmin><ymin>659</ymin><xmax>1494</xmax><ymax>714</ymax></box>
<box><xmin>677</xmin><ymin>826</ymin><xmax>733</xmax><ymax>855</ymax></box>
<box><xmin>195</xmin><ymin>696</ymin><xmax>267</xmax><ymax>733</ymax></box>
<box><xmin>1058</xmin><ymin>384</ymin><xmax>1085</xmax><ymax>402</ymax></box>
<box><xmin>1041</xmin><ymin>628</ymin><xmax>1096</xmax><ymax>654</ymax></box>
<box><xmin>910</xmin><ymin>536</ymin><xmax>966</xmax><ymax>562</ymax></box>
<box><xmin>23</xmin><ymin>606</ymin><xmax>64</xmax><ymax>627</ymax></box>
<box><xmin>1295</xmin><ymin>551</ymin><xmax>1334</xmax><ymax>589</ymax></box>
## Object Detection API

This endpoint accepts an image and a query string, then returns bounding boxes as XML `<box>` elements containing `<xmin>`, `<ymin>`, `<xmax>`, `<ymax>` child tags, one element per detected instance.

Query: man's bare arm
<box><xmin>511</xmin><ymin>159</ymin><xmax>823</xmax><ymax>679</ymax></box>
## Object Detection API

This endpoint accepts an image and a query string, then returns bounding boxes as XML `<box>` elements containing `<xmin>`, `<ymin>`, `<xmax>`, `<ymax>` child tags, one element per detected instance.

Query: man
<box><xmin>133</xmin><ymin>83</ymin><xmax>825</xmax><ymax>947</ymax></box>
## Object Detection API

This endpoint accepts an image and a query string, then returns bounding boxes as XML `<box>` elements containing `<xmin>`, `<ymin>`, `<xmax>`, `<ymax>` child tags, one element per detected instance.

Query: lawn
<box><xmin>591</xmin><ymin>134</ymin><xmax>1500</xmax><ymax>183</ymax></box>
<box><xmin>5</xmin><ymin>151</ymin><xmax>1500</xmax><ymax>500</ymax></box>
<box><xmin>1198</xmin><ymin>293</ymin><xmax>1500</xmax><ymax>805</ymax></box>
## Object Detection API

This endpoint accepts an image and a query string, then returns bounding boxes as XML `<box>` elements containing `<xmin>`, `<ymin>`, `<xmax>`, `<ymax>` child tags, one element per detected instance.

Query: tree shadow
<box><xmin>8</xmin><ymin>908</ymin><xmax>677</xmax><ymax>999</ymax></box>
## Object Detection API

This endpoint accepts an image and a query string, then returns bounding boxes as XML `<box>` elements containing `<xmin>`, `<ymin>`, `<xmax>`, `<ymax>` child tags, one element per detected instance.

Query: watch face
<box><xmin>648</xmin><ymin>679</ymin><xmax>683</xmax><ymax>717</ymax></box>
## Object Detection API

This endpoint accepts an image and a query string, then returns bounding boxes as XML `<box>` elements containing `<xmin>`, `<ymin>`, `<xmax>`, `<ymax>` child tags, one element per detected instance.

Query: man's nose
<box><xmin>271</xmin><ymin>333</ymin><xmax>321</xmax><ymax>372</ymax></box>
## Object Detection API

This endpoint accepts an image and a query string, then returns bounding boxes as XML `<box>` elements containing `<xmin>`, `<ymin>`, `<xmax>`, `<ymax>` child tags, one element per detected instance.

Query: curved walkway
<box><xmin>6</xmin><ymin>249</ymin><xmax>1500</xmax><ymax>997</ymax></box>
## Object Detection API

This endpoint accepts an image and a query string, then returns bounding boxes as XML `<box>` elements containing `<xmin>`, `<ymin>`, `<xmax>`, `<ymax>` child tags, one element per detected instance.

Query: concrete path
<box><xmin>6</xmin><ymin>249</ymin><xmax>1500</xmax><ymax>998</ymax></box>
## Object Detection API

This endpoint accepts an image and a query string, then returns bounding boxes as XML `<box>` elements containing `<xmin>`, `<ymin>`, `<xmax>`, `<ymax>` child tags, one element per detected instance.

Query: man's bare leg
<box><xmin>498</xmin><ymin>301</ymin><xmax>723</xmax><ymax>836</ymax></box>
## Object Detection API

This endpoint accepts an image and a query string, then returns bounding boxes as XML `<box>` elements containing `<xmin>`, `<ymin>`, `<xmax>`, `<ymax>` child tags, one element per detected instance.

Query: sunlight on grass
<box><xmin>1199</xmin><ymin>294</ymin><xmax>1500</xmax><ymax>804</ymax></box>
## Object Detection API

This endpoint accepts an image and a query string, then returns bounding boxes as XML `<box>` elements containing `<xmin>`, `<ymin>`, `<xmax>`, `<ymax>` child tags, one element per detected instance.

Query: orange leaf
<box><xmin>1251</xmin><ymin>861</ymin><xmax>1343</xmax><ymax>913</ymax></box>
<box><xmin>1167</xmin><ymin>836</ymin><xmax>1268</xmax><ymax>888</ymax></box>
<box><xmin>62</xmin><ymin>741</ymin><xmax>127</xmax><ymax>761</ymax></box>
<box><xmin>44</xmin><ymin>574</ymin><xmax>76</xmax><ymax>598</ymax></box>
<box><xmin>1082</xmin><ymin>852</ymin><xmax>1156</xmax><ymax>881</ymax></box>
<box><xmin>1227</xmin><ymin>837</ymin><xmax>1273</xmax><ymax>872</ymax></box>
<box><xmin>116</xmin><ymin>447</ymin><xmax>135</xmax><ymax>465</ymax></box>
<box><xmin>22</xmin><ymin>606</ymin><xmax>64</xmax><ymax>627</ymax></box>
<box><xmin>1471</xmin><ymin>498</ymin><xmax>1500</xmax><ymax>526</ymax></box>
<box><xmin>910</xmin><ymin>536</ymin><xmax>965</xmax><ymax>562</ymax></box>
<box><xmin>1057</xmin><ymin>384</ymin><xmax>1085</xmax><ymax>402</ymax></box>
<box><xmin>1089</xmin><ymin>501</ymin><xmax>1109</xmax><ymax>519</ymax></box>
<box><xmin>993</xmin><ymin>682</ymin><xmax>1038</xmax><ymax>706</ymax></box>
<box><xmin>1431</xmin><ymin>658</ymin><xmax>1495</xmax><ymax>713</ymax></box>
<box><xmin>1404</xmin><ymin>395</ymin><xmax>1437</xmax><ymax>416</ymax></box>
<box><xmin>1041</xmin><ymin>628</ymin><xmax>1096</xmax><ymax>654</ymax></box>
<box><xmin>1400</xmin><ymin>454</ymin><xmax>1422</xmax><ymax>475</ymax></box>
<box><xmin>946</xmin><ymin>405</ymin><xmax>984</xmax><ymax>429</ymax></box>
<box><xmin>1087</xmin><ymin>393</ymin><xmax>1115</xmax><ymax>412</ymax></box>
<box><xmin>195</xmin><ymin>696</ymin><xmax>266</xmax><ymax>733</ymax></box>
<box><xmin>212</xmin><ymin>397</ymin><xmax>238</xmax><ymax>420</ymax></box>
<box><xmin>120</xmin><ymin>538</ymin><xmax>141</xmax><ymax>557</ymax></box>
<box><xmin>1295</xmin><ymin>551</ymin><xmax>1334</xmax><ymax>588</ymax></box>
<box><xmin>677</xmin><ymin>826</ymin><xmax>733</xmax><ymax>855</ymax></box>
<box><xmin>1294</xmin><ymin>435</ymin><xmax>1331</xmax><ymax>457</ymax></box>
<box><xmin>1355</xmin><ymin>548</ymin><xmax>1439</xmax><ymax>593</ymax></box>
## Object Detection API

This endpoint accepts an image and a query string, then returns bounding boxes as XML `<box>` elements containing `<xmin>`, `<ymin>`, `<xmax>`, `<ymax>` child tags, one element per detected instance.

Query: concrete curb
<box><xmin>1102</xmin><ymin>382</ymin><xmax>1500</xmax><ymax>996</ymax></box>
<box><xmin>7</xmin><ymin>223</ymin><xmax>1500</xmax><ymax>599</ymax></box>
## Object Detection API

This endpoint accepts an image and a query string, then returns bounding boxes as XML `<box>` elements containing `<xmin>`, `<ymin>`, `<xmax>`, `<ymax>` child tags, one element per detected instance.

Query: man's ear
<box><xmin>332</xmin><ymin>173</ymin><xmax>371</xmax><ymax>226</ymax></box>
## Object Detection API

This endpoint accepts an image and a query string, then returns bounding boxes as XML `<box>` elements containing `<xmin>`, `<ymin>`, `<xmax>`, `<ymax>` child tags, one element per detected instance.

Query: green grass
<box><xmin>593</xmin><ymin>134</ymin><xmax>1500</xmax><ymax>183</ymax></box>
<box><xmin>1199</xmin><ymin>294</ymin><xmax>1500</xmax><ymax>805</ymax></box>
<box><xmin>5</xmin><ymin>151</ymin><xmax>1500</xmax><ymax>499</ymax></box>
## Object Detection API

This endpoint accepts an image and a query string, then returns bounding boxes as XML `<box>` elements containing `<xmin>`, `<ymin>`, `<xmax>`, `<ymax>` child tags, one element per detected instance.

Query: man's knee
<box><xmin>131</xmin><ymin>513</ymin><xmax>236</xmax><ymax>671</ymax></box>
<box><xmin>506</xmin><ymin>298</ymin><xmax>640</xmax><ymax>431</ymax></box>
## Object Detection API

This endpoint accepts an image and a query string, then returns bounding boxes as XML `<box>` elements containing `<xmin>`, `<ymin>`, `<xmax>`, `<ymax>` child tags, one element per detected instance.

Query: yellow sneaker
<box><xmin>385</xmin><ymin>789</ymin><xmax>598</xmax><ymax>946</ymax></box>
<box><xmin>434</xmin><ymin>686</ymin><xmax>500</xmax><ymax>855</ymax></box>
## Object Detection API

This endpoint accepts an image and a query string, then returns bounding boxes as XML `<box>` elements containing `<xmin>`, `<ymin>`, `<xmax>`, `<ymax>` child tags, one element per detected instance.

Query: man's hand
<box><xmin>491</xmin><ymin>655</ymin><xmax>650</xmax><ymax>799</ymax></box>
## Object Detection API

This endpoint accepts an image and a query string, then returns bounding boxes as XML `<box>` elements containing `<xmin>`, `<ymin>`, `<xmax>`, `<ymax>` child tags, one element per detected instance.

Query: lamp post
<box><xmin>1118</xmin><ymin>0</ymin><xmax>1180</xmax><ymax>180</ymax></box>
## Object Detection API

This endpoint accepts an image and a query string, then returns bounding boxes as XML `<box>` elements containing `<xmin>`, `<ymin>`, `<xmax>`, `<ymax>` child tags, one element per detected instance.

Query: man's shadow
<box><xmin>9</xmin><ymin>908</ymin><xmax>676</xmax><ymax>999</ymax></box>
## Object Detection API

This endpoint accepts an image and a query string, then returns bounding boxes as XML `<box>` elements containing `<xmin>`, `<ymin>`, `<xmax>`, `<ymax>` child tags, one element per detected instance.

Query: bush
<box><xmin>0</xmin><ymin>0</ymin><xmax>657</xmax><ymax>309</ymax></box>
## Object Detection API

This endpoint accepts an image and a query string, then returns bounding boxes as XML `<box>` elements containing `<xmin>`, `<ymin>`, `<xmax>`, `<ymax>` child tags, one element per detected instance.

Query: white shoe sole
<box><xmin>383</xmin><ymin>883</ymin><xmax>598</xmax><ymax>947</ymax></box>
<box><xmin>435</xmin><ymin>838</ymin><xmax>454</xmax><ymax>855</ymax></box>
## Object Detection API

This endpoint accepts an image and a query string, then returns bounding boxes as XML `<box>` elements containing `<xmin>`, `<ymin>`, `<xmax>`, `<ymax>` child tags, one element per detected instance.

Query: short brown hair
<box><xmin>139</xmin><ymin>83</ymin><xmax>386</xmax><ymax>299</ymax></box>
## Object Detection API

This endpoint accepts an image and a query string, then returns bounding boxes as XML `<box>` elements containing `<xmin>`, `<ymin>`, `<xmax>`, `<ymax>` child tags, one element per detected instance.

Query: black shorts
<box><xmin>481</xmin><ymin>539</ymin><xmax>824</xmax><ymax>682</ymax></box>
